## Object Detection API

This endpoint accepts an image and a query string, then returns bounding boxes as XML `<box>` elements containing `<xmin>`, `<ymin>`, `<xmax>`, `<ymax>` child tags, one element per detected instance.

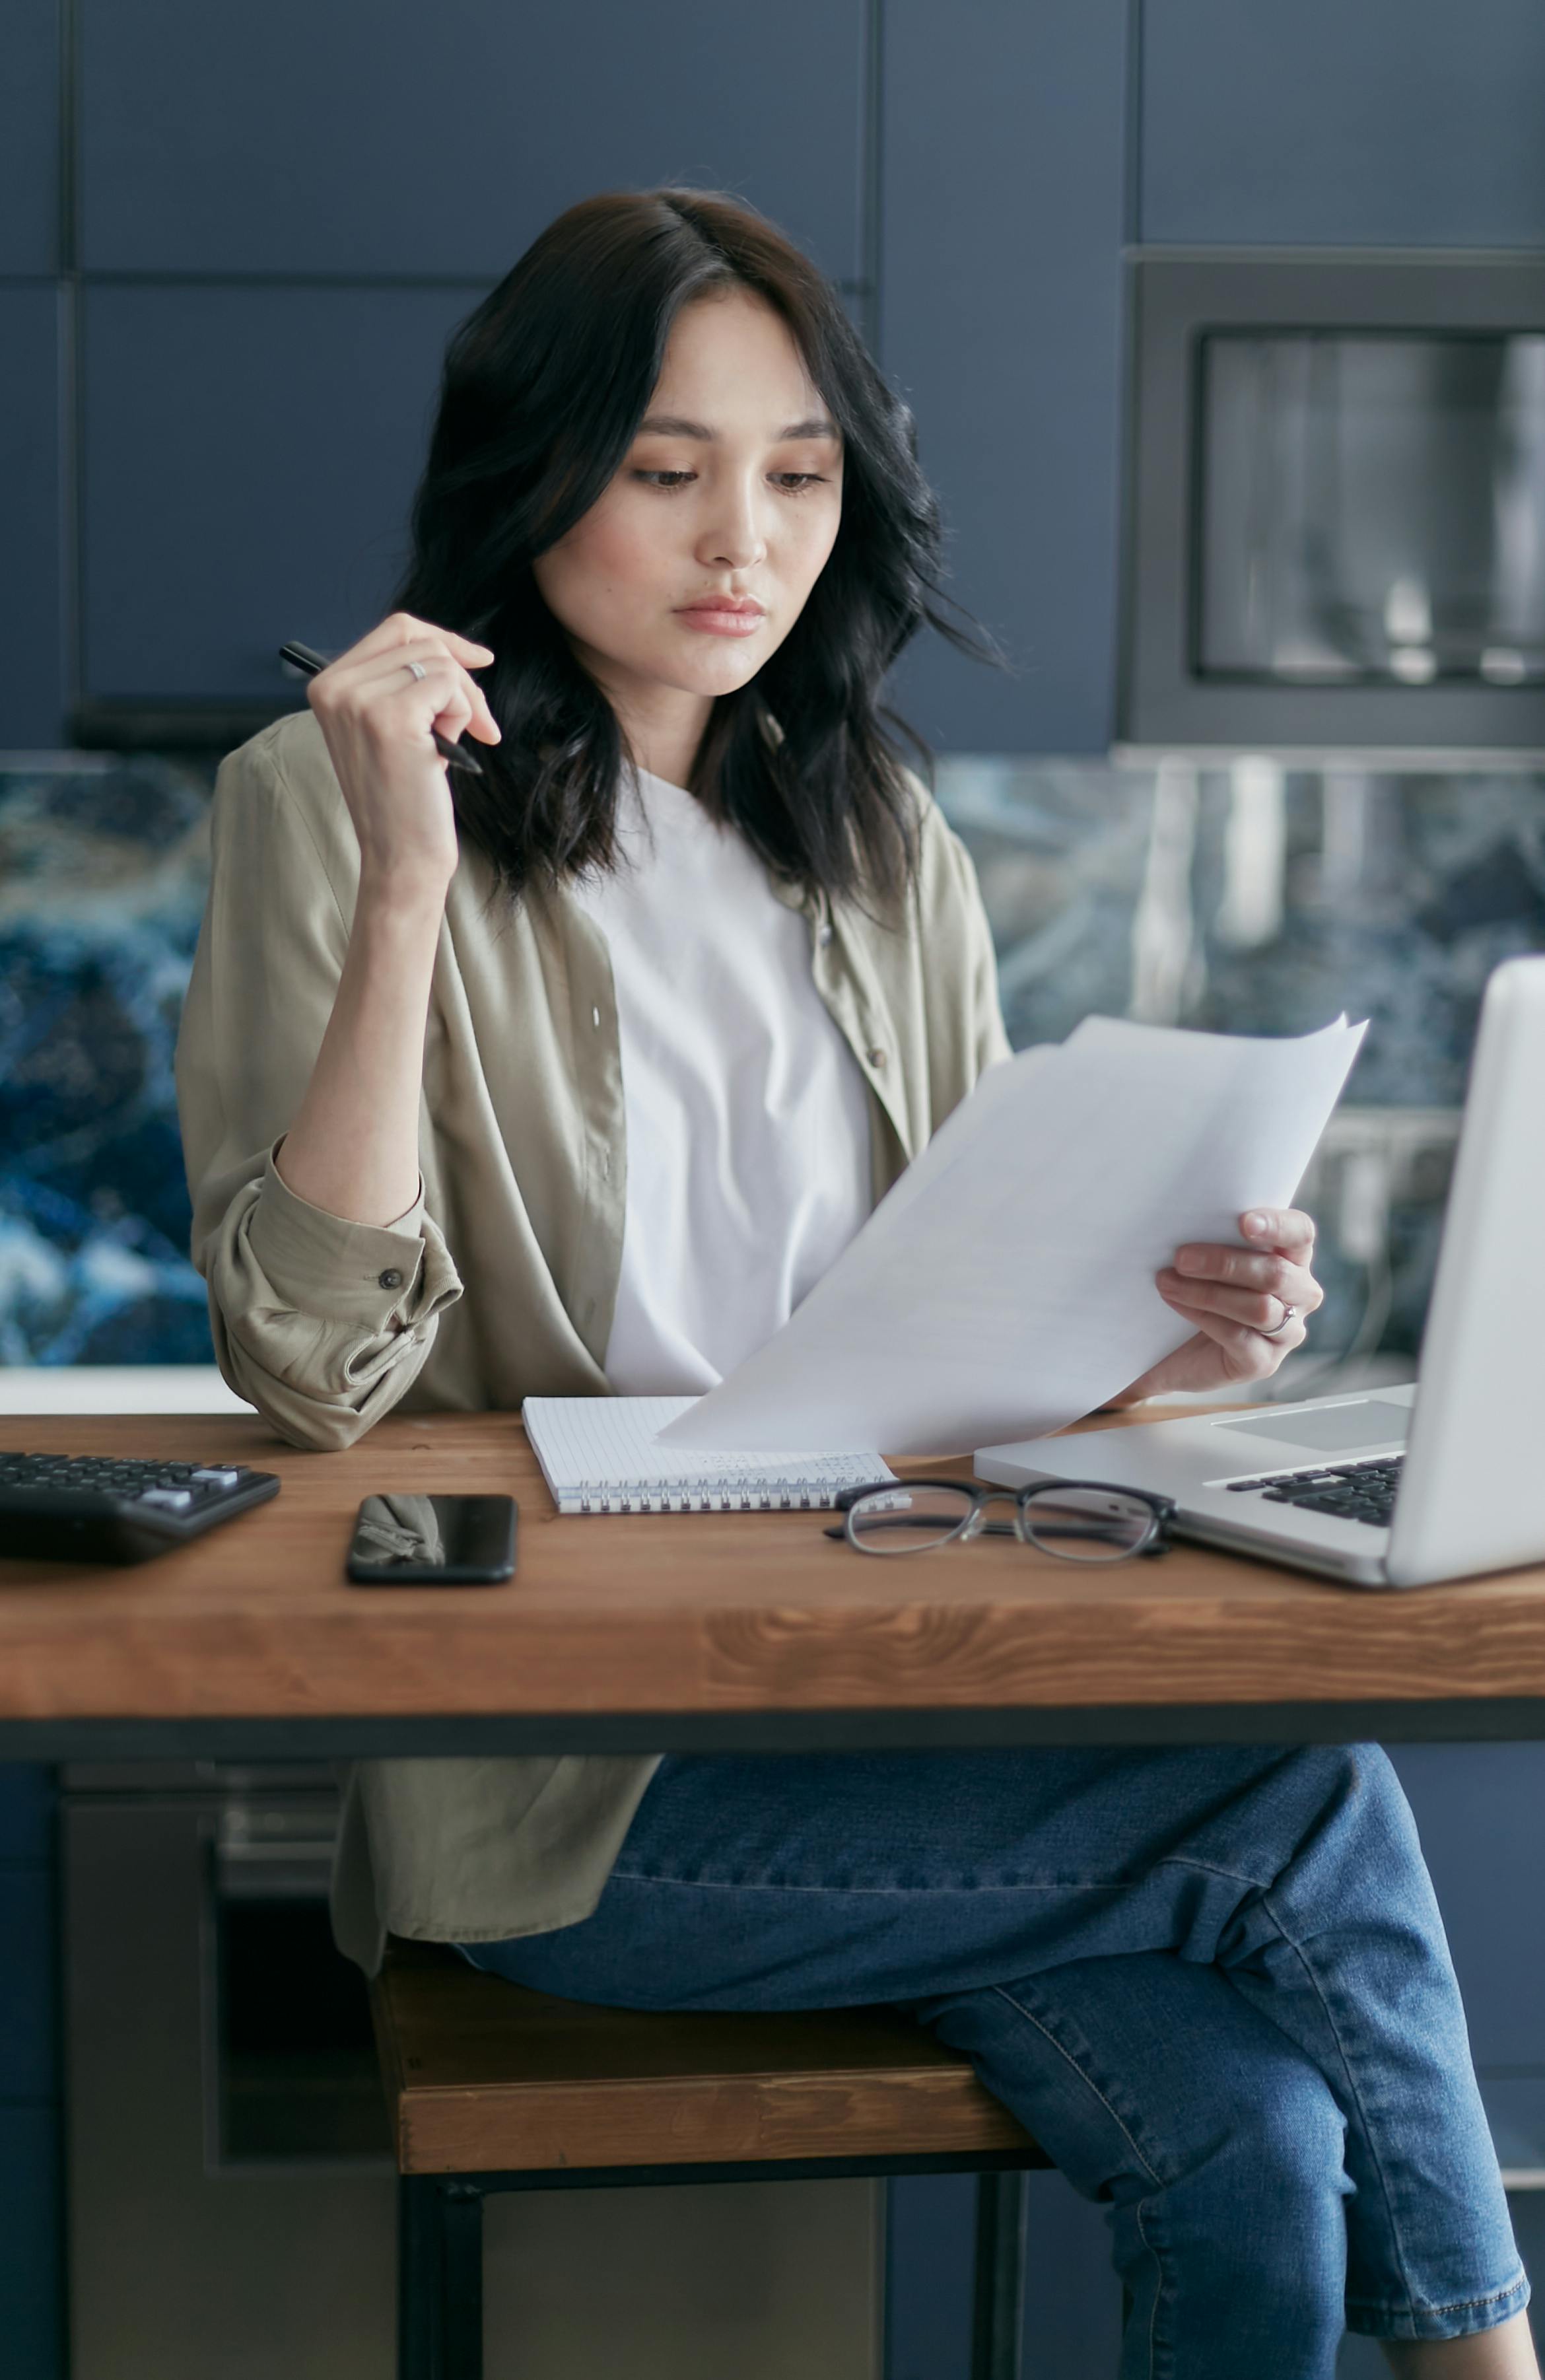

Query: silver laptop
<box><xmin>975</xmin><ymin>954</ymin><xmax>1545</xmax><ymax>1590</ymax></box>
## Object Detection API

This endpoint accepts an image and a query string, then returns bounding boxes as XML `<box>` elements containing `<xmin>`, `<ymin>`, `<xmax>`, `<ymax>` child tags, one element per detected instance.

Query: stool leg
<box><xmin>440</xmin><ymin>2185</ymin><xmax>485</xmax><ymax>2380</ymax></box>
<box><xmin>970</xmin><ymin>2170</ymin><xmax>1029</xmax><ymax>2380</ymax></box>
<box><xmin>399</xmin><ymin>2177</ymin><xmax>444</xmax><ymax>2380</ymax></box>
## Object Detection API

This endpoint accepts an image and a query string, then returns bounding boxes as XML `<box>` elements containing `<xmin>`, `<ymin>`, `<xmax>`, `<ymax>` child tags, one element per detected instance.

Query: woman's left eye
<box><xmin>635</xmin><ymin>470</ymin><xmax>697</xmax><ymax>489</ymax></box>
<box><xmin>771</xmin><ymin>473</ymin><xmax>825</xmax><ymax>491</ymax></box>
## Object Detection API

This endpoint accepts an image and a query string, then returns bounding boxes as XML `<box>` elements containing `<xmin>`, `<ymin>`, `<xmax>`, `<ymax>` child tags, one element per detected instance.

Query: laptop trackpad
<box><xmin>1212</xmin><ymin>1400</ymin><xmax>1412</xmax><ymax>1455</ymax></box>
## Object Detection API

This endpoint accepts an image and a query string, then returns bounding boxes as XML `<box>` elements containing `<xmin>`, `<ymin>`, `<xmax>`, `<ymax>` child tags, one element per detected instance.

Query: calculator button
<box><xmin>137</xmin><ymin>1488</ymin><xmax>193</xmax><ymax>1512</ymax></box>
<box><xmin>189</xmin><ymin>1469</ymin><xmax>241</xmax><ymax>1489</ymax></box>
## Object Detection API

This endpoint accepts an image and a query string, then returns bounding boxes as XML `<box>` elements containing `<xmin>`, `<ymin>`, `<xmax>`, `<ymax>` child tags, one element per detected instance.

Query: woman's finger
<box><xmin>316</xmin><ymin>647</ymin><xmax>500</xmax><ymax>744</ymax></box>
<box><xmin>1162</xmin><ymin>1296</ymin><xmax>1309</xmax><ymax>1376</ymax></box>
<box><xmin>1170</xmin><ymin>1243</ymin><xmax>1319</xmax><ymax>1297</ymax></box>
<box><xmin>1239</xmin><ymin>1207</ymin><xmax>1316</xmax><ymax>1254</ymax></box>
<box><xmin>336</xmin><ymin>611</ymin><xmax>494</xmax><ymax>672</ymax></box>
<box><xmin>1157</xmin><ymin>1269</ymin><xmax>1321</xmax><ymax>1331</ymax></box>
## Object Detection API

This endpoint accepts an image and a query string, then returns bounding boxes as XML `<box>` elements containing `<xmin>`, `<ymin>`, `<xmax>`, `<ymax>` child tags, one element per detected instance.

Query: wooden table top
<box><xmin>3</xmin><ymin>1407</ymin><xmax>1545</xmax><ymax>1751</ymax></box>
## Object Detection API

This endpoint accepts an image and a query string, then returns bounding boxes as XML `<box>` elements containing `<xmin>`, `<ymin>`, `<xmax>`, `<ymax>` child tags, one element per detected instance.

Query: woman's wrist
<box><xmin>355</xmin><ymin>859</ymin><xmax>454</xmax><ymax>928</ymax></box>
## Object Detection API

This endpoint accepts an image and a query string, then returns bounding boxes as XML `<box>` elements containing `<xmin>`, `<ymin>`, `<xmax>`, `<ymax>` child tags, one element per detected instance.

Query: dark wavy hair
<box><xmin>397</xmin><ymin>187</ymin><xmax>985</xmax><ymax>910</ymax></box>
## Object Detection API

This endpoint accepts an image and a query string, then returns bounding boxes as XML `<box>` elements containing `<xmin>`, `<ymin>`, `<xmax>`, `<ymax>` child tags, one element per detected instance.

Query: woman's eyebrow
<box><xmin>636</xmin><ymin>411</ymin><xmax>840</xmax><ymax>442</ymax></box>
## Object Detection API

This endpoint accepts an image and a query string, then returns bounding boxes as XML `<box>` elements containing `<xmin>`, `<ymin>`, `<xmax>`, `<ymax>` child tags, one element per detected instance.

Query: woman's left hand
<box><xmin>1105</xmin><ymin>1208</ymin><xmax>1324</xmax><ymax>1404</ymax></box>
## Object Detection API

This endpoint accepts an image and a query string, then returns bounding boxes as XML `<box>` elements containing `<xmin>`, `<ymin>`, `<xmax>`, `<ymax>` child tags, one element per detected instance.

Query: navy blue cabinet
<box><xmin>0</xmin><ymin>2</ymin><xmax>60</xmax><ymax>275</ymax></box>
<box><xmin>0</xmin><ymin>1768</ymin><xmax>61</xmax><ymax>2380</ymax></box>
<box><xmin>881</xmin><ymin>0</ymin><xmax>1129</xmax><ymax>754</ymax></box>
<box><xmin>1390</xmin><ymin>1747</ymin><xmax>1545</xmax><ymax>2071</ymax></box>
<box><xmin>79</xmin><ymin>0</ymin><xmax>868</xmax><ymax>286</ymax></box>
<box><xmin>0</xmin><ymin>285</ymin><xmax>67</xmax><ymax>748</ymax></box>
<box><xmin>81</xmin><ymin>283</ymin><xmax>481</xmax><ymax>705</ymax></box>
<box><xmin>1141</xmin><ymin>0</ymin><xmax>1545</xmax><ymax>248</ymax></box>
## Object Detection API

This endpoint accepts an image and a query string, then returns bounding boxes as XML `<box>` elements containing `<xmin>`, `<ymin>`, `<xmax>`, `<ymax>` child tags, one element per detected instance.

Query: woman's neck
<box><xmin>574</xmin><ymin>644</ymin><xmax>713</xmax><ymax>792</ymax></box>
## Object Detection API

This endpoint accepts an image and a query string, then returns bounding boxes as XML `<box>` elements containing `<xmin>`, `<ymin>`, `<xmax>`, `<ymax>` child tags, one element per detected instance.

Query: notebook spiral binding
<box><xmin>565</xmin><ymin>1481</ymin><xmax>848</xmax><ymax>1515</ymax></box>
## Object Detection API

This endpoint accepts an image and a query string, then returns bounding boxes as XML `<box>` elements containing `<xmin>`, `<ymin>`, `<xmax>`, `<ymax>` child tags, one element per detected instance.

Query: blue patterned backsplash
<box><xmin>2</xmin><ymin>748</ymin><xmax>1541</xmax><ymax>1372</ymax></box>
<box><xmin>1</xmin><ymin>755</ymin><xmax>216</xmax><ymax>1366</ymax></box>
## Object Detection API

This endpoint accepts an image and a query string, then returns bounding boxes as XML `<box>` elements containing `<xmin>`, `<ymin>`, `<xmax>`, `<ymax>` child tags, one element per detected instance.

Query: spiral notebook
<box><xmin>522</xmin><ymin>1396</ymin><xmax>894</xmax><ymax>1514</ymax></box>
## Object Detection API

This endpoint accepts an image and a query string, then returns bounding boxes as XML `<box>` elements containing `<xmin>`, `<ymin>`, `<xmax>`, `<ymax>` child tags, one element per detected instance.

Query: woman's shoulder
<box><xmin>211</xmin><ymin>709</ymin><xmax>362</xmax><ymax>885</ymax></box>
<box><xmin>895</xmin><ymin>766</ymin><xmax>985</xmax><ymax>927</ymax></box>
<box><xmin>217</xmin><ymin>707</ymin><xmax>342</xmax><ymax>820</ymax></box>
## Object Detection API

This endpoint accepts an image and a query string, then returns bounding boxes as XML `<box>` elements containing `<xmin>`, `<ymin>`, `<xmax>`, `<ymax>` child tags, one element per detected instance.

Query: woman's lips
<box><xmin>675</xmin><ymin>599</ymin><xmax>766</xmax><ymax>637</ymax></box>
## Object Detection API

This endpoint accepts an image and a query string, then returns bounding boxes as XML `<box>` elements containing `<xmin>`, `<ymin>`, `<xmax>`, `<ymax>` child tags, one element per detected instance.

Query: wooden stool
<box><xmin>372</xmin><ymin>1940</ymin><xmax>1050</xmax><ymax>2380</ymax></box>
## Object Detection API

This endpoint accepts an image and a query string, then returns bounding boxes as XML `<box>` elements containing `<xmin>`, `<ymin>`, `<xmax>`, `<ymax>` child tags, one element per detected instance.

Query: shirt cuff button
<box><xmin>378</xmin><ymin>1268</ymin><xmax>404</xmax><ymax>1291</ymax></box>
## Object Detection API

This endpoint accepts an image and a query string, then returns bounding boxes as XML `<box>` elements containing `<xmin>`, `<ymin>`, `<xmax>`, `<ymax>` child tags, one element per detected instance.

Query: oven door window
<box><xmin>210</xmin><ymin>1803</ymin><xmax>390</xmax><ymax>2166</ymax></box>
<box><xmin>1197</xmin><ymin>332</ymin><xmax>1545</xmax><ymax>688</ymax></box>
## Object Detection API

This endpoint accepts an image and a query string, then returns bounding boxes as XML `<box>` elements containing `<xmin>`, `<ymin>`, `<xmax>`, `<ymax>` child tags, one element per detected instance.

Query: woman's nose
<box><xmin>697</xmin><ymin>490</ymin><xmax>767</xmax><ymax>573</ymax></box>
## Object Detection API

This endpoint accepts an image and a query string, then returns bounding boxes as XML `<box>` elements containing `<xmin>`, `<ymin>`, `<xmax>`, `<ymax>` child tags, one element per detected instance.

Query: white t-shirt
<box><xmin>570</xmin><ymin>767</ymin><xmax>873</xmax><ymax>1395</ymax></box>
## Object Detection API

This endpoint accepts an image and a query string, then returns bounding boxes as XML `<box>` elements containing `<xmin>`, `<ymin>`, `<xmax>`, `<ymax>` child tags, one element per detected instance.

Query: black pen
<box><xmin>279</xmin><ymin>641</ymin><xmax>487</xmax><ymax>779</ymax></box>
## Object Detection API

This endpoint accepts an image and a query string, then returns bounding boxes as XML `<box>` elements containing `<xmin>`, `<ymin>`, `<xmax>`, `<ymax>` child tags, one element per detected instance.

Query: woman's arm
<box><xmin>274</xmin><ymin>613</ymin><xmax>500</xmax><ymax>1224</ymax></box>
<box><xmin>174</xmin><ymin>614</ymin><xmax>501</xmax><ymax>1449</ymax></box>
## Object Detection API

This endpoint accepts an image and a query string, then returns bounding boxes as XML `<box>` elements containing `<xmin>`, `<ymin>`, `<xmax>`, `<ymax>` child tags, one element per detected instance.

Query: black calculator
<box><xmin>0</xmin><ymin>1452</ymin><xmax>281</xmax><ymax>1565</ymax></box>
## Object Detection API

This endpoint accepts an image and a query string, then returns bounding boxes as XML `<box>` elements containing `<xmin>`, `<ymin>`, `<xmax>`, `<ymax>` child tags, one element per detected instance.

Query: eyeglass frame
<box><xmin>824</xmin><ymin>1477</ymin><xmax>1177</xmax><ymax>1562</ymax></box>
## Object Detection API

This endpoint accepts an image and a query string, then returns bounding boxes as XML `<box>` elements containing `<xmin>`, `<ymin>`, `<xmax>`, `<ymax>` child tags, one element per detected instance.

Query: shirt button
<box><xmin>819</xmin><ymin>923</ymin><xmax>835</xmax><ymax>947</ymax></box>
<box><xmin>378</xmin><ymin>1268</ymin><xmax>403</xmax><ymax>1291</ymax></box>
<box><xmin>592</xmin><ymin>1005</ymin><xmax>601</xmax><ymax>1029</ymax></box>
<box><xmin>866</xmin><ymin>1047</ymin><xmax>887</xmax><ymax>1069</ymax></box>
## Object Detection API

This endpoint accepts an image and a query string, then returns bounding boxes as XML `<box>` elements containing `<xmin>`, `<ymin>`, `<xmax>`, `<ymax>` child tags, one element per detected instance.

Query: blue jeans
<box><xmin>459</xmin><ymin>1745</ymin><xmax>1527</xmax><ymax>2379</ymax></box>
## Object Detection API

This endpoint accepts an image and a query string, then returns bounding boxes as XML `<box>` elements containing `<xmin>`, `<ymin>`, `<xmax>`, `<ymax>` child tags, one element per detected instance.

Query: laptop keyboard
<box><xmin>1224</xmin><ymin>1455</ymin><xmax>1404</xmax><ymax>1529</ymax></box>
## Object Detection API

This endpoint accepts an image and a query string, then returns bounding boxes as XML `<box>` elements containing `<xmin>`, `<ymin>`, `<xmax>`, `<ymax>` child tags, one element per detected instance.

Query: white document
<box><xmin>522</xmin><ymin>1395</ymin><xmax>892</xmax><ymax>1512</ymax></box>
<box><xmin>658</xmin><ymin>1013</ymin><xmax>1365</xmax><ymax>1457</ymax></box>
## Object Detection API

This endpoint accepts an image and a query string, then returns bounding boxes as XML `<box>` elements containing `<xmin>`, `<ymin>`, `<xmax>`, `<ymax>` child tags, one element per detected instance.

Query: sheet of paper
<box><xmin>522</xmin><ymin>1395</ymin><xmax>893</xmax><ymax>1494</ymax></box>
<box><xmin>658</xmin><ymin>1014</ymin><xmax>1365</xmax><ymax>1457</ymax></box>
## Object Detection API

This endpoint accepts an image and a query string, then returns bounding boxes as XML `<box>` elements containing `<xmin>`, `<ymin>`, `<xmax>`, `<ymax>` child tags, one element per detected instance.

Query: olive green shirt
<box><xmin>175</xmin><ymin>710</ymin><xmax>1010</xmax><ymax>1972</ymax></box>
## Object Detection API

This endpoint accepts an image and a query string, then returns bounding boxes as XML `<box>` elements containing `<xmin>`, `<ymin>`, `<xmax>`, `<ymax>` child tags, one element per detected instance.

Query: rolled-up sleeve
<box><xmin>175</xmin><ymin>732</ymin><xmax>464</xmax><ymax>1450</ymax></box>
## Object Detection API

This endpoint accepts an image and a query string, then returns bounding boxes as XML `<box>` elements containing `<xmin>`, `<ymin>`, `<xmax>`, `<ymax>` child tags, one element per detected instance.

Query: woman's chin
<box><xmin>647</xmin><ymin>648</ymin><xmax>770</xmax><ymax>701</ymax></box>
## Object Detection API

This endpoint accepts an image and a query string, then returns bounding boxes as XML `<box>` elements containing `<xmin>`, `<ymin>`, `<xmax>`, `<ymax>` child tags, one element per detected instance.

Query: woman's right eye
<box><xmin>633</xmin><ymin>470</ymin><xmax>697</xmax><ymax>489</ymax></box>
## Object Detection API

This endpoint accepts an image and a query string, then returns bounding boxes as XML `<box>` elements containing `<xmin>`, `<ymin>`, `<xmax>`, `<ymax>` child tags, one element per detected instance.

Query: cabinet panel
<box><xmin>0</xmin><ymin>1867</ymin><xmax>56</xmax><ymax>2102</ymax></box>
<box><xmin>79</xmin><ymin>0</ymin><xmax>866</xmax><ymax>284</ymax></box>
<box><xmin>0</xmin><ymin>1</ymin><xmax>60</xmax><ymax>275</ymax></box>
<box><xmin>81</xmin><ymin>283</ymin><xmax>481</xmax><ymax>703</ymax></box>
<box><xmin>0</xmin><ymin>1767</ymin><xmax>54</xmax><ymax>1862</ymax></box>
<box><xmin>0</xmin><ymin>285</ymin><xmax>67</xmax><ymax>748</ymax></box>
<box><xmin>881</xmin><ymin>0</ymin><xmax>1128</xmax><ymax>753</ymax></box>
<box><xmin>1389</xmin><ymin>1745</ymin><xmax>1545</xmax><ymax>2071</ymax></box>
<box><xmin>0</xmin><ymin>2105</ymin><xmax>63</xmax><ymax>2380</ymax></box>
<box><xmin>1142</xmin><ymin>0</ymin><xmax>1545</xmax><ymax>249</ymax></box>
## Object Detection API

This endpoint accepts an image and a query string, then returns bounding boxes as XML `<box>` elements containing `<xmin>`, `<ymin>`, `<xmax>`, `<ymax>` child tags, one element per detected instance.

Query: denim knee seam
<box><xmin>990</xmin><ymin>1982</ymin><xmax>1165</xmax><ymax>2188</ymax></box>
<box><xmin>1133</xmin><ymin>2199</ymin><xmax>1167</xmax><ymax>2380</ymax></box>
<box><xmin>990</xmin><ymin>1982</ymin><xmax>1171</xmax><ymax>2376</ymax></box>
<box><xmin>1256</xmin><ymin>1883</ymin><xmax>1421</xmax><ymax>2317</ymax></box>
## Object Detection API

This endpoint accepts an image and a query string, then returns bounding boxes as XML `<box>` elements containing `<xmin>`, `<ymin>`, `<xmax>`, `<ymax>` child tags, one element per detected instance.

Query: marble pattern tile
<box><xmin>1</xmin><ymin>751</ymin><xmax>1540</xmax><ymax>1373</ymax></box>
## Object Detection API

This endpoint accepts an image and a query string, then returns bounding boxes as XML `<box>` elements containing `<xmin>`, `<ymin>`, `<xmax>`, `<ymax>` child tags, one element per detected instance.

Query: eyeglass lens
<box><xmin>845</xmin><ymin>1483</ymin><xmax>1157</xmax><ymax>1561</ymax></box>
<box><xmin>1019</xmin><ymin>1486</ymin><xmax>1157</xmax><ymax>1562</ymax></box>
<box><xmin>845</xmin><ymin>1484</ymin><xmax>976</xmax><ymax>1553</ymax></box>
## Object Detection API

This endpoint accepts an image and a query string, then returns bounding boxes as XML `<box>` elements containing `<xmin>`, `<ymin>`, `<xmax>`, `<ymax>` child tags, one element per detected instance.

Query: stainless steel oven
<box><xmin>1122</xmin><ymin>252</ymin><xmax>1545</xmax><ymax>757</ymax></box>
<box><xmin>62</xmin><ymin>1762</ymin><xmax>879</xmax><ymax>2380</ymax></box>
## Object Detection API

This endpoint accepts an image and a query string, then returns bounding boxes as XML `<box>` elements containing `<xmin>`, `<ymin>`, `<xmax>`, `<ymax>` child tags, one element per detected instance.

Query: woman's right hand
<box><xmin>304</xmin><ymin>612</ymin><xmax>502</xmax><ymax>895</ymax></box>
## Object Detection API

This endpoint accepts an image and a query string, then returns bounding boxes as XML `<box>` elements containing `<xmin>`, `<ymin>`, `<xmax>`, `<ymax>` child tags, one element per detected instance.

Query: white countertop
<box><xmin>0</xmin><ymin>1366</ymin><xmax>255</xmax><ymax>1416</ymax></box>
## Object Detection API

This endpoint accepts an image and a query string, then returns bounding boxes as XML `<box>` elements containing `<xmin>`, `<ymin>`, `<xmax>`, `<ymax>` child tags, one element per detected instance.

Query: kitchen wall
<box><xmin>8</xmin><ymin>3</ymin><xmax>1545</xmax><ymax>759</ymax></box>
<box><xmin>9</xmin><ymin>747</ymin><xmax>1545</xmax><ymax>1372</ymax></box>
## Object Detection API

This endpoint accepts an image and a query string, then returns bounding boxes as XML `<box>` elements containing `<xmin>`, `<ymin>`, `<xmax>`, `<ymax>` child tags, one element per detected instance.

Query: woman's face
<box><xmin>532</xmin><ymin>287</ymin><xmax>844</xmax><ymax>715</ymax></box>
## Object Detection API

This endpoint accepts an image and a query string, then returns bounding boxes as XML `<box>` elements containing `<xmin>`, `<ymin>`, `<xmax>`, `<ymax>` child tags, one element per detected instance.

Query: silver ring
<box><xmin>1262</xmin><ymin>1300</ymin><xmax>1300</xmax><ymax>1339</ymax></box>
<box><xmin>404</xmin><ymin>660</ymin><xmax>427</xmax><ymax>683</ymax></box>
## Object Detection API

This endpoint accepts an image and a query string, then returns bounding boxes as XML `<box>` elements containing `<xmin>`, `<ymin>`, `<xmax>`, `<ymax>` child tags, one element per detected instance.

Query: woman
<box><xmin>176</xmin><ymin>190</ymin><xmax>1532</xmax><ymax>2375</ymax></box>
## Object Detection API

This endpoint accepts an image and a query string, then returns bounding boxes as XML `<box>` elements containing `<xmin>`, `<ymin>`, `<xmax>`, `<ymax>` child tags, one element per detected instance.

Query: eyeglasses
<box><xmin>825</xmin><ymin>1479</ymin><xmax>1176</xmax><ymax>1564</ymax></box>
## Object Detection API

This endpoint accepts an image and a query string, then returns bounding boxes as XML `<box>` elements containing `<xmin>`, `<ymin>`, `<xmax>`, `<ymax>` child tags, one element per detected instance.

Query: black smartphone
<box><xmin>346</xmin><ymin>1493</ymin><xmax>517</xmax><ymax>1585</ymax></box>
